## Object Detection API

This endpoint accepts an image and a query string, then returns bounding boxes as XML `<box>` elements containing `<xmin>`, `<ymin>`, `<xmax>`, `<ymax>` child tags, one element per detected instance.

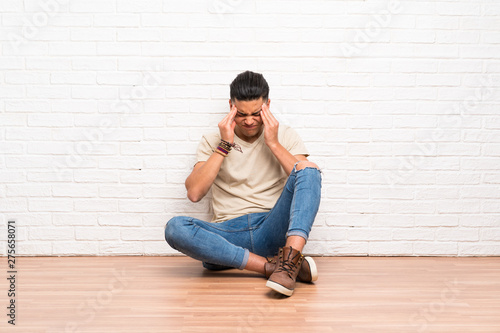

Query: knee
<box><xmin>164</xmin><ymin>216</ymin><xmax>186</xmax><ymax>245</ymax></box>
<box><xmin>296</xmin><ymin>161</ymin><xmax>320</xmax><ymax>171</ymax></box>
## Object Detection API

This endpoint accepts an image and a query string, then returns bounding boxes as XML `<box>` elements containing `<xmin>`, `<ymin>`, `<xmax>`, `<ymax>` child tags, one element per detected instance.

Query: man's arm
<box><xmin>185</xmin><ymin>105</ymin><xmax>238</xmax><ymax>202</ymax></box>
<box><xmin>267</xmin><ymin>143</ymin><xmax>308</xmax><ymax>176</ymax></box>
<box><xmin>260</xmin><ymin>103</ymin><xmax>308</xmax><ymax>175</ymax></box>
<box><xmin>185</xmin><ymin>154</ymin><xmax>224</xmax><ymax>202</ymax></box>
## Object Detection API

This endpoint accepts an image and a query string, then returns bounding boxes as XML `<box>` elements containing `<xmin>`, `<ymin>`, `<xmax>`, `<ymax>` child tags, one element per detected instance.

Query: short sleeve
<box><xmin>196</xmin><ymin>132</ymin><xmax>220</xmax><ymax>162</ymax></box>
<box><xmin>281</xmin><ymin>126</ymin><xmax>309</xmax><ymax>157</ymax></box>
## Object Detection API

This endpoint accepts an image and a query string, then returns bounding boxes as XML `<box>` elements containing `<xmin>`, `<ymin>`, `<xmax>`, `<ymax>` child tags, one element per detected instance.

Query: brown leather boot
<box><xmin>266</xmin><ymin>246</ymin><xmax>304</xmax><ymax>296</ymax></box>
<box><xmin>264</xmin><ymin>254</ymin><xmax>318</xmax><ymax>282</ymax></box>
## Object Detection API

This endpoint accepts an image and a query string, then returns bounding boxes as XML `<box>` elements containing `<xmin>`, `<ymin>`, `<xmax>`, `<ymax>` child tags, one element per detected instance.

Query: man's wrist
<box><xmin>266</xmin><ymin>140</ymin><xmax>281</xmax><ymax>150</ymax></box>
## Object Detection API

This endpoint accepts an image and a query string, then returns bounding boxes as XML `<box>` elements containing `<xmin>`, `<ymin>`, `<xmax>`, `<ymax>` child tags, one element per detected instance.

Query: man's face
<box><xmin>229</xmin><ymin>97</ymin><xmax>269</xmax><ymax>142</ymax></box>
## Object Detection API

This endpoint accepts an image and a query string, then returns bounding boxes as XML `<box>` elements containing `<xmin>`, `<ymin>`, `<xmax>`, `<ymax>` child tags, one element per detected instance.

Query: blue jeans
<box><xmin>164</xmin><ymin>164</ymin><xmax>321</xmax><ymax>270</ymax></box>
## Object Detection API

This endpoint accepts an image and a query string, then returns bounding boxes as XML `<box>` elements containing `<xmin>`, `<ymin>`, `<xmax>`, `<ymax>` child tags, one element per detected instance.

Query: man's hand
<box><xmin>261</xmin><ymin>103</ymin><xmax>279</xmax><ymax>148</ymax></box>
<box><xmin>218</xmin><ymin>105</ymin><xmax>237</xmax><ymax>143</ymax></box>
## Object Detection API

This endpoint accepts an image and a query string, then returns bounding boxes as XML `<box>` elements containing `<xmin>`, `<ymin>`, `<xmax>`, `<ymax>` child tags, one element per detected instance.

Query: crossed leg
<box><xmin>245</xmin><ymin>161</ymin><xmax>320</xmax><ymax>274</ymax></box>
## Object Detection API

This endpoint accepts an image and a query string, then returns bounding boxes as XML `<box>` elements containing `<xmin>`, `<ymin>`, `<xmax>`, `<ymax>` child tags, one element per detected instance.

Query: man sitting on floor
<box><xmin>165</xmin><ymin>70</ymin><xmax>322</xmax><ymax>296</ymax></box>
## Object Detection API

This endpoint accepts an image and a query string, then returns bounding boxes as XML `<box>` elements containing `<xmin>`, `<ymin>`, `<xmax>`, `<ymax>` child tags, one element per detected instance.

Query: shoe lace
<box><xmin>276</xmin><ymin>250</ymin><xmax>301</xmax><ymax>279</ymax></box>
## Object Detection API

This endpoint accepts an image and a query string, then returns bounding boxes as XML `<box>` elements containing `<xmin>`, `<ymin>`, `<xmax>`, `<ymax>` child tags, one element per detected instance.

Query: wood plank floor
<box><xmin>1</xmin><ymin>256</ymin><xmax>499</xmax><ymax>333</ymax></box>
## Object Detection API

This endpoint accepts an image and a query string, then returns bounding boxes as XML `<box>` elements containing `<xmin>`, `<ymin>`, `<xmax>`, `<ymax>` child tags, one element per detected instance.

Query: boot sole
<box><xmin>266</xmin><ymin>280</ymin><xmax>294</xmax><ymax>297</ymax></box>
<box><xmin>304</xmin><ymin>256</ymin><xmax>318</xmax><ymax>282</ymax></box>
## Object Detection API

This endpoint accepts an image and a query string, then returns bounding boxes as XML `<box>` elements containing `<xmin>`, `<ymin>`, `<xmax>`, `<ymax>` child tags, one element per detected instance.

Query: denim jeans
<box><xmin>164</xmin><ymin>164</ymin><xmax>321</xmax><ymax>270</ymax></box>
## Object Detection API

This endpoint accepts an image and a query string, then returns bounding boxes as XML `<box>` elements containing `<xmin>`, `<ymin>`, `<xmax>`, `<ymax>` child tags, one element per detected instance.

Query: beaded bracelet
<box><xmin>214</xmin><ymin>148</ymin><xmax>227</xmax><ymax>157</ymax></box>
<box><xmin>221</xmin><ymin>140</ymin><xmax>243</xmax><ymax>153</ymax></box>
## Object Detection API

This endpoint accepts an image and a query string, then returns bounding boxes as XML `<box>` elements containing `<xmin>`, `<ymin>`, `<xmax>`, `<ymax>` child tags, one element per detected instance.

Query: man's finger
<box><xmin>262</xmin><ymin>103</ymin><xmax>277</xmax><ymax>123</ymax></box>
<box><xmin>262</xmin><ymin>104</ymin><xmax>276</xmax><ymax>125</ymax></box>
<box><xmin>221</xmin><ymin>105</ymin><xmax>237</xmax><ymax>124</ymax></box>
<box><xmin>260</xmin><ymin>104</ymin><xmax>270</xmax><ymax>126</ymax></box>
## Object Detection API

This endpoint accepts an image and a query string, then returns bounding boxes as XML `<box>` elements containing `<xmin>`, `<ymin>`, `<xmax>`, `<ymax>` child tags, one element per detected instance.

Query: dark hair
<box><xmin>230</xmin><ymin>71</ymin><xmax>269</xmax><ymax>102</ymax></box>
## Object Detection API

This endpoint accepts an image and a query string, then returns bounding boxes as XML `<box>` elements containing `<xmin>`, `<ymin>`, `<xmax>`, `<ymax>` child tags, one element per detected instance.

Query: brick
<box><xmin>96</xmin><ymin>42</ymin><xmax>141</xmax><ymax>55</ymax></box>
<box><xmin>7</xmin><ymin>184</ymin><xmax>50</xmax><ymax>197</ymax></box>
<box><xmin>99</xmin><ymin>241</ymin><xmax>144</xmax><ymax>255</ymax></box>
<box><xmin>74</xmin><ymin>199</ymin><xmax>117</xmax><ymax>212</ymax></box>
<box><xmin>18</xmin><ymin>241</ymin><xmax>53</xmax><ymax>256</ymax></box>
<box><xmin>53</xmin><ymin>213</ymin><xmax>98</xmax><ymax>226</ymax></box>
<box><xmin>325</xmin><ymin>214</ymin><xmax>370</xmax><ymax>227</ymax></box>
<box><xmin>326</xmin><ymin>157</ymin><xmax>370</xmax><ymax>170</ymax></box>
<box><xmin>74</xmin><ymin>170</ymin><xmax>119</xmax><ymax>183</ymax></box>
<box><xmin>145</xmin><ymin>241</ymin><xmax>179</xmax><ymax>255</ymax></box>
<box><xmin>30</xmin><ymin>227</ymin><xmax>74</xmax><ymax>240</ymax></box>
<box><xmin>459</xmin><ymin>243</ymin><xmax>500</xmax><ymax>256</ymax></box>
<box><xmin>70</xmin><ymin>0</ymin><xmax>116</xmax><ymax>13</ymax></box>
<box><xmin>437</xmin><ymin>2</ymin><xmax>481</xmax><ymax>16</ymax></box>
<box><xmin>99</xmin><ymin>185</ymin><xmax>142</xmax><ymax>198</ymax></box>
<box><xmin>72</xmin><ymin>86</ymin><xmax>119</xmax><ymax>99</ymax></box>
<box><xmin>7</xmin><ymin>213</ymin><xmax>51</xmax><ymax>226</ymax></box>
<box><xmin>438</xmin><ymin>143</ymin><xmax>481</xmax><ymax>156</ymax></box>
<box><xmin>6</xmin><ymin>101</ymin><xmax>51</xmax><ymax>113</ymax></box>
<box><xmin>436</xmin><ymin>228</ymin><xmax>479</xmax><ymax>241</ymax></box>
<box><xmin>369</xmin><ymin>242</ymin><xmax>413</xmax><ymax>256</ymax></box>
<box><xmin>484</xmin><ymin>173</ymin><xmax>500</xmax><ymax>184</ymax></box>
<box><xmin>0</xmin><ymin>86</ymin><xmax>25</xmax><ymax>98</ymax></box>
<box><xmin>71</xmin><ymin>28</ymin><xmax>115</xmax><ymax>41</ymax></box>
<box><xmin>414</xmin><ymin>242</ymin><xmax>458</xmax><ymax>256</ymax></box>
<box><xmin>118</xmin><ymin>200</ymin><xmax>165</xmax><ymax>213</ymax></box>
<box><xmin>53</xmin><ymin>241</ymin><xmax>98</xmax><ymax>255</ymax></box>
<box><xmin>117</xmin><ymin>29</ymin><xmax>161</xmax><ymax>42</ymax></box>
<box><xmin>49</xmin><ymin>42</ymin><xmax>96</xmax><ymax>56</ymax></box>
<box><xmin>28</xmin><ymin>171</ymin><xmax>73</xmax><ymax>183</ymax></box>
<box><xmin>414</xmin><ymin>188</ymin><xmax>459</xmax><ymax>200</ymax></box>
<box><xmin>0</xmin><ymin>57</ymin><xmax>24</xmax><ymax>70</ymax></box>
<box><xmin>52</xmin><ymin>184</ymin><xmax>98</xmax><ymax>198</ymax></box>
<box><xmin>417</xmin><ymin>74</ymin><xmax>462</xmax><ymax>87</ymax></box>
<box><xmin>372</xmin><ymin>215</ymin><xmax>414</xmax><ymax>228</ymax></box>
<box><xmin>0</xmin><ymin>199</ymin><xmax>28</xmax><ymax>212</ymax></box>
<box><xmin>483</xmin><ymin>201</ymin><xmax>500</xmax><ymax>213</ymax></box>
<box><xmin>75</xmin><ymin>227</ymin><xmax>120</xmax><ymax>240</ymax></box>
<box><xmin>98</xmin><ymin>157</ymin><xmax>143</xmax><ymax>170</ymax></box>
<box><xmin>143</xmin><ymin>186</ymin><xmax>186</xmax><ymax>199</ymax></box>
<box><xmin>51</xmin><ymin>72</ymin><xmax>96</xmax><ymax>84</ymax></box>
<box><xmin>29</xmin><ymin>199</ymin><xmax>72</xmax><ymax>212</ymax></box>
<box><xmin>120</xmin><ymin>142</ymin><xmax>166</xmax><ymax>155</ymax></box>
<box><xmin>72</xmin><ymin>57</ymin><xmax>117</xmax><ymax>70</ymax></box>
<box><xmin>118</xmin><ymin>0</ymin><xmax>162</xmax><ymax>12</ymax></box>
<box><xmin>395</xmin><ymin>87</ymin><xmax>437</xmax><ymax>100</ymax></box>
<box><xmin>437</xmin><ymin>200</ymin><xmax>481</xmax><ymax>214</ymax></box>
<box><xmin>0</xmin><ymin>171</ymin><xmax>26</xmax><ymax>183</ymax></box>
<box><xmin>393</xmin><ymin>228</ymin><xmax>435</xmax><ymax>241</ymax></box>
<box><xmin>5</xmin><ymin>72</ymin><xmax>50</xmax><ymax>85</ymax></box>
<box><xmin>347</xmin><ymin>201</ymin><xmax>392</xmax><ymax>214</ymax></box>
<box><xmin>308</xmin><ymin>227</ymin><xmax>346</xmax><ymax>242</ymax></box>
<box><xmin>480</xmin><ymin>228</ymin><xmax>500</xmax><ymax>241</ymax></box>
<box><xmin>436</xmin><ymin>172</ymin><xmax>480</xmax><ymax>185</ymax></box>
<box><xmin>370</xmin><ymin>187</ymin><xmax>413</xmax><ymax>200</ymax></box>
<box><xmin>324</xmin><ymin>241</ymin><xmax>369</xmax><ymax>256</ymax></box>
<box><xmin>326</xmin><ymin>186</ymin><xmax>369</xmax><ymax>199</ymax></box>
<box><xmin>121</xmin><ymin>227</ymin><xmax>164</xmax><ymax>241</ymax></box>
<box><xmin>99</xmin><ymin>214</ymin><xmax>142</xmax><ymax>227</ymax></box>
<box><xmin>3</xmin><ymin>42</ymin><xmax>48</xmax><ymax>56</ymax></box>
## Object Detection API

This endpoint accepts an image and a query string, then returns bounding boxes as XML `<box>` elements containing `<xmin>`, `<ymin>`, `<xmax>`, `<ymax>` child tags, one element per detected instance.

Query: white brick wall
<box><xmin>1</xmin><ymin>0</ymin><xmax>499</xmax><ymax>257</ymax></box>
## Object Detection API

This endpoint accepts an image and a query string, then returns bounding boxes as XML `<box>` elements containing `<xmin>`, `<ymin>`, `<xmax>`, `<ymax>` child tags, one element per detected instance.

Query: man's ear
<box><xmin>266</xmin><ymin>99</ymin><xmax>271</xmax><ymax>108</ymax></box>
<box><xmin>228</xmin><ymin>99</ymin><xmax>233</xmax><ymax>108</ymax></box>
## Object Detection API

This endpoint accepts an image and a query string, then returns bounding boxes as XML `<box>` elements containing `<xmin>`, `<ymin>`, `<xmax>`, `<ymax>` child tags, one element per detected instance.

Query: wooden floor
<box><xmin>1</xmin><ymin>256</ymin><xmax>499</xmax><ymax>333</ymax></box>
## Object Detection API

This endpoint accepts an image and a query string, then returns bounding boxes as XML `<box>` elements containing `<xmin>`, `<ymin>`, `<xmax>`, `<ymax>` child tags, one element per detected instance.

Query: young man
<box><xmin>165</xmin><ymin>71</ymin><xmax>321</xmax><ymax>296</ymax></box>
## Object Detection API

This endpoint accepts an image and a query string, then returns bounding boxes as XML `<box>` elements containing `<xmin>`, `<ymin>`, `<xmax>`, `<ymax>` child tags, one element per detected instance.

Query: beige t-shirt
<box><xmin>196</xmin><ymin>125</ymin><xmax>309</xmax><ymax>222</ymax></box>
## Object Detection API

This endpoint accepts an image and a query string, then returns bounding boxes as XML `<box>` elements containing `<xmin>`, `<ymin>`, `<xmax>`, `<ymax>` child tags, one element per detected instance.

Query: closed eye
<box><xmin>236</xmin><ymin>111</ymin><xmax>261</xmax><ymax>117</ymax></box>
